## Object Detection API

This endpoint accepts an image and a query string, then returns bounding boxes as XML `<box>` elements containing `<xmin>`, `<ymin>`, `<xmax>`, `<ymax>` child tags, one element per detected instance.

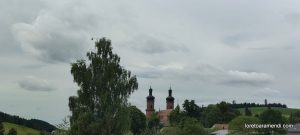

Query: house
<box><xmin>210</xmin><ymin>124</ymin><xmax>229</xmax><ymax>135</ymax></box>
<box><xmin>211</xmin><ymin>124</ymin><xmax>229</xmax><ymax>130</ymax></box>
<box><xmin>287</xmin><ymin>123</ymin><xmax>300</xmax><ymax>135</ymax></box>
<box><xmin>158</xmin><ymin>109</ymin><xmax>173</xmax><ymax>126</ymax></box>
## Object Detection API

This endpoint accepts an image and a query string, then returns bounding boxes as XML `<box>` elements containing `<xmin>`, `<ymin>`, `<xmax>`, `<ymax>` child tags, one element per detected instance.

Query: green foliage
<box><xmin>55</xmin><ymin>117</ymin><xmax>69</xmax><ymax>131</ymax></box>
<box><xmin>289</xmin><ymin>111</ymin><xmax>300</xmax><ymax>124</ymax></box>
<box><xmin>202</xmin><ymin>102</ymin><xmax>240</xmax><ymax>128</ymax></box>
<box><xmin>161</xmin><ymin>127</ymin><xmax>184</xmax><ymax>135</ymax></box>
<box><xmin>182</xmin><ymin>100</ymin><xmax>202</xmax><ymax>119</ymax></box>
<box><xmin>167</xmin><ymin>106</ymin><xmax>208</xmax><ymax>135</ymax></box>
<box><xmin>259</xmin><ymin>109</ymin><xmax>285</xmax><ymax>124</ymax></box>
<box><xmin>141</xmin><ymin>127</ymin><xmax>158</xmax><ymax>135</ymax></box>
<box><xmin>161</xmin><ymin>124</ymin><xmax>207</xmax><ymax>135</ymax></box>
<box><xmin>147</xmin><ymin>113</ymin><xmax>160</xmax><ymax>130</ymax></box>
<box><xmin>181</xmin><ymin>117</ymin><xmax>208</xmax><ymax>135</ymax></box>
<box><xmin>228</xmin><ymin>116</ymin><xmax>260</xmax><ymax>135</ymax></box>
<box><xmin>238</xmin><ymin>107</ymin><xmax>300</xmax><ymax>118</ymax></box>
<box><xmin>3</xmin><ymin>122</ymin><xmax>39</xmax><ymax>135</ymax></box>
<box><xmin>0</xmin><ymin>112</ymin><xmax>55</xmax><ymax>132</ymax></box>
<box><xmin>202</xmin><ymin>105</ymin><xmax>222</xmax><ymax>127</ymax></box>
<box><xmin>259</xmin><ymin>109</ymin><xmax>287</xmax><ymax>134</ymax></box>
<box><xmin>69</xmin><ymin>38</ymin><xmax>138</xmax><ymax>135</ymax></box>
<box><xmin>169</xmin><ymin>105</ymin><xmax>188</xmax><ymax>128</ymax></box>
<box><xmin>52</xmin><ymin>117</ymin><xmax>70</xmax><ymax>135</ymax></box>
<box><xmin>0</xmin><ymin>121</ymin><xmax>4</xmax><ymax>135</ymax></box>
<box><xmin>217</xmin><ymin>101</ymin><xmax>240</xmax><ymax>123</ymax></box>
<box><xmin>128</xmin><ymin>106</ymin><xmax>146</xmax><ymax>135</ymax></box>
<box><xmin>217</xmin><ymin>101</ymin><xmax>229</xmax><ymax>114</ymax></box>
<box><xmin>51</xmin><ymin>130</ymin><xmax>69</xmax><ymax>135</ymax></box>
<box><xmin>124</xmin><ymin>131</ymin><xmax>134</xmax><ymax>135</ymax></box>
<box><xmin>171</xmin><ymin>101</ymin><xmax>241</xmax><ymax>128</ymax></box>
<box><xmin>39</xmin><ymin>131</ymin><xmax>46</xmax><ymax>135</ymax></box>
<box><xmin>169</xmin><ymin>105</ymin><xmax>185</xmax><ymax>126</ymax></box>
<box><xmin>7</xmin><ymin>128</ymin><xmax>17</xmax><ymax>135</ymax></box>
<box><xmin>245</xmin><ymin>107</ymin><xmax>252</xmax><ymax>116</ymax></box>
<box><xmin>51</xmin><ymin>117</ymin><xmax>70</xmax><ymax>135</ymax></box>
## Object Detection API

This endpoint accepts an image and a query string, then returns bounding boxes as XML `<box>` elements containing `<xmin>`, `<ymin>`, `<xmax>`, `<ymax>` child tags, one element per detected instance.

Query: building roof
<box><xmin>211</xmin><ymin>124</ymin><xmax>229</xmax><ymax>130</ymax></box>
<box><xmin>166</xmin><ymin>89</ymin><xmax>174</xmax><ymax>101</ymax></box>
<box><xmin>158</xmin><ymin>109</ymin><xmax>173</xmax><ymax>126</ymax></box>
<box><xmin>146</xmin><ymin>95</ymin><xmax>155</xmax><ymax>100</ymax></box>
<box><xmin>288</xmin><ymin>123</ymin><xmax>300</xmax><ymax>133</ymax></box>
<box><xmin>166</xmin><ymin>95</ymin><xmax>174</xmax><ymax>101</ymax></box>
<box><xmin>147</xmin><ymin>87</ymin><xmax>155</xmax><ymax>100</ymax></box>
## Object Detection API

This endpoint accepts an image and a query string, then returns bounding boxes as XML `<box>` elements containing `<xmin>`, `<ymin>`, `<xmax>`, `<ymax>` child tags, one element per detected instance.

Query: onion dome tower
<box><xmin>146</xmin><ymin>86</ymin><xmax>155</xmax><ymax>118</ymax></box>
<box><xmin>166</xmin><ymin>87</ymin><xmax>175</xmax><ymax>110</ymax></box>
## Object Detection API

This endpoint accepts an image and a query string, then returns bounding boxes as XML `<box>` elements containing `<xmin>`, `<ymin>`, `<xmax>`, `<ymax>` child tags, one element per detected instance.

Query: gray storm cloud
<box><xmin>125</xmin><ymin>35</ymin><xmax>189</xmax><ymax>54</ymax></box>
<box><xmin>1</xmin><ymin>0</ymin><xmax>300</xmax><ymax>124</ymax></box>
<box><xmin>12</xmin><ymin>10</ymin><xmax>89</xmax><ymax>63</ymax></box>
<box><xmin>18</xmin><ymin>76</ymin><xmax>54</xmax><ymax>92</ymax></box>
<box><xmin>135</xmin><ymin>63</ymin><xmax>273</xmax><ymax>87</ymax></box>
<box><xmin>223</xmin><ymin>70</ymin><xmax>274</xmax><ymax>86</ymax></box>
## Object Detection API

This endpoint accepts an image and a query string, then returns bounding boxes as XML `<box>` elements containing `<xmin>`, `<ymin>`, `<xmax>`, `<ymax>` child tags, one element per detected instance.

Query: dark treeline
<box><xmin>229</xmin><ymin>102</ymin><xmax>287</xmax><ymax>109</ymax></box>
<box><xmin>169</xmin><ymin>100</ymin><xmax>241</xmax><ymax>128</ymax></box>
<box><xmin>0</xmin><ymin>111</ymin><xmax>55</xmax><ymax>132</ymax></box>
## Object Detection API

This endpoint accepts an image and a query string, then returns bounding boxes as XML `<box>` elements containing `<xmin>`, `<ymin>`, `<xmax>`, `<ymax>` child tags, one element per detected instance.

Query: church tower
<box><xmin>166</xmin><ymin>87</ymin><xmax>174</xmax><ymax>110</ymax></box>
<box><xmin>265</xmin><ymin>99</ymin><xmax>268</xmax><ymax>106</ymax></box>
<box><xmin>146</xmin><ymin>87</ymin><xmax>155</xmax><ymax>118</ymax></box>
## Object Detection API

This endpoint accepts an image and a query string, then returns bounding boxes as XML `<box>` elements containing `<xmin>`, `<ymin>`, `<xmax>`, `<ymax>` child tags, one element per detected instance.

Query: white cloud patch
<box><xmin>223</xmin><ymin>33</ymin><xmax>258</xmax><ymax>47</ymax></box>
<box><xmin>223</xmin><ymin>70</ymin><xmax>274</xmax><ymax>86</ymax></box>
<box><xmin>135</xmin><ymin>63</ymin><xmax>273</xmax><ymax>87</ymax></box>
<box><xmin>12</xmin><ymin>10</ymin><xmax>89</xmax><ymax>63</ymax></box>
<box><xmin>2</xmin><ymin>0</ymin><xmax>300</xmax><ymax>124</ymax></box>
<box><xmin>124</xmin><ymin>35</ymin><xmax>188</xmax><ymax>54</ymax></box>
<box><xmin>285</xmin><ymin>13</ymin><xmax>300</xmax><ymax>26</ymax></box>
<box><xmin>252</xmin><ymin>87</ymin><xmax>281</xmax><ymax>97</ymax></box>
<box><xmin>18</xmin><ymin>76</ymin><xmax>54</xmax><ymax>92</ymax></box>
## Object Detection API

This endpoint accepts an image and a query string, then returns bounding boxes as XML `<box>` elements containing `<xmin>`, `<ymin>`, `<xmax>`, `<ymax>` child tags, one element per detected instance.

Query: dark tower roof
<box><xmin>166</xmin><ymin>87</ymin><xmax>174</xmax><ymax>101</ymax></box>
<box><xmin>147</xmin><ymin>86</ymin><xmax>155</xmax><ymax>100</ymax></box>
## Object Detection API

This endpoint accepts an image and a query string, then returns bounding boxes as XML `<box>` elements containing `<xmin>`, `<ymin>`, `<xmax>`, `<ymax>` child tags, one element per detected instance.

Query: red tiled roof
<box><xmin>211</xmin><ymin>124</ymin><xmax>229</xmax><ymax>130</ymax></box>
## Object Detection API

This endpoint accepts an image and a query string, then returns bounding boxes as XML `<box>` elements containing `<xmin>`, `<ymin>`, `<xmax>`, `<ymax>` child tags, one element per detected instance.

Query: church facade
<box><xmin>146</xmin><ymin>87</ymin><xmax>175</xmax><ymax>126</ymax></box>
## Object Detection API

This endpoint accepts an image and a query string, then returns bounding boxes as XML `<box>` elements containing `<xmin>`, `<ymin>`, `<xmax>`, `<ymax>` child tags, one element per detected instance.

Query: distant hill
<box><xmin>238</xmin><ymin>107</ymin><xmax>300</xmax><ymax>117</ymax></box>
<box><xmin>3</xmin><ymin>122</ymin><xmax>40</xmax><ymax>135</ymax></box>
<box><xmin>0</xmin><ymin>111</ymin><xmax>56</xmax><ymax>132</ymax></box>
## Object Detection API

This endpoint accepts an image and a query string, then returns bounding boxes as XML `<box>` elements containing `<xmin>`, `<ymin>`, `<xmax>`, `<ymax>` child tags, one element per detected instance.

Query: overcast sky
<box><xmin>1</xmin><ymin>0</ymin><xmax>300</xmax><ymax>125</ymax></box>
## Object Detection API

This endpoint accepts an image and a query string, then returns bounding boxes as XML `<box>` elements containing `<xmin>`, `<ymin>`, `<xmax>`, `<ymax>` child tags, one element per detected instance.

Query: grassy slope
<box><xmin>238</xmin><ymin>107</ymin><xmax>300</xmax><ymax>117</ymax></box>
<box><xmin>3</xmin><ymin>122</ymin><xmax>40</xmax><ymax>135</ymax></box>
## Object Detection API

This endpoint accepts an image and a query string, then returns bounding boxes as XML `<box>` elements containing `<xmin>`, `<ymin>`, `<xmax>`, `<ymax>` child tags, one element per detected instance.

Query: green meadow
<box><xmin>3</xmin><ymin>122</ymin><xmax>40</xmax><ymax>135</ymax></box>
<box><xmin>238</xmin><ymin>107</ymin><xmax>300</xmax><ymax>118</ymax></box>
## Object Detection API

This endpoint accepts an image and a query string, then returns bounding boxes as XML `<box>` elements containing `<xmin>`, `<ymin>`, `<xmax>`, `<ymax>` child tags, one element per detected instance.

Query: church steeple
<box><xmin>166</xmin><ymin>87</ymin><xmax>175</xmax><ymax>110</ymax></box>
<box><xmin>146</xmin><ymin>86</ymin><xmax>155</xmax><ymax>118</ymax></box>
<box><xmin>149</xmin><ymin>86</ymin><xmax>153</xmax><ymax>96</ymax></box>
